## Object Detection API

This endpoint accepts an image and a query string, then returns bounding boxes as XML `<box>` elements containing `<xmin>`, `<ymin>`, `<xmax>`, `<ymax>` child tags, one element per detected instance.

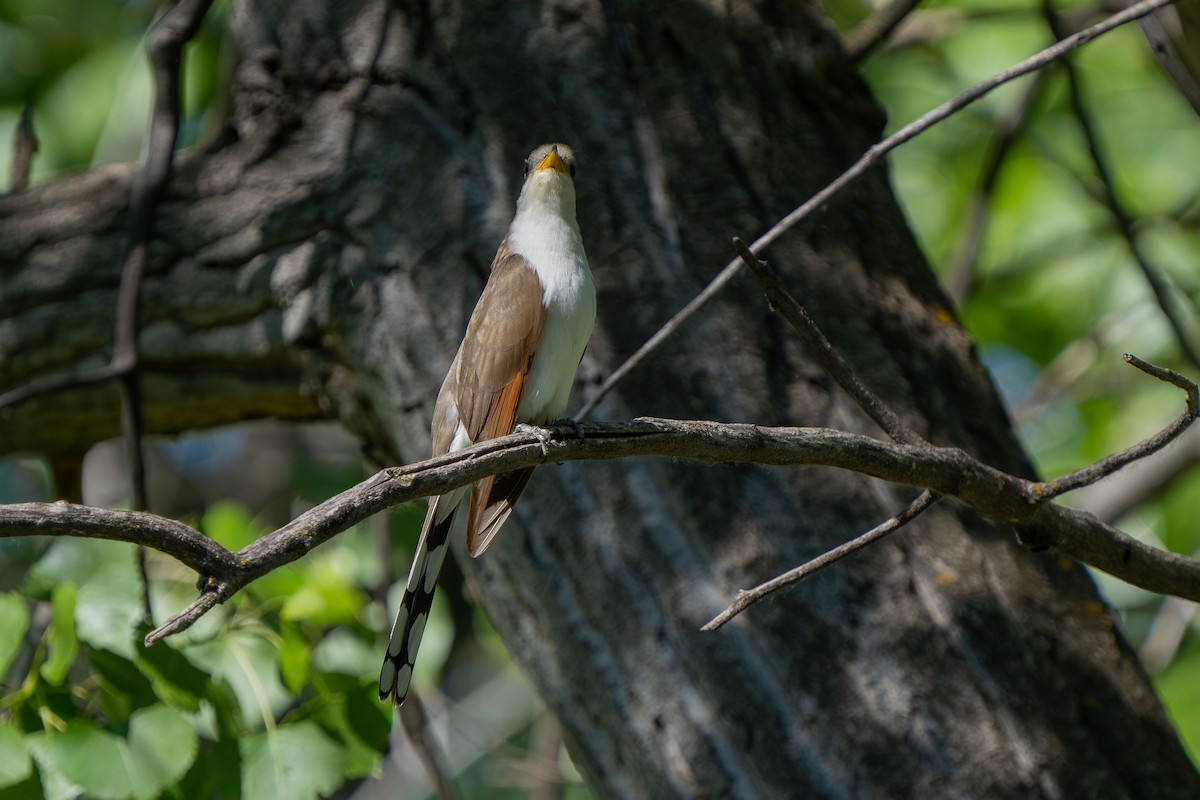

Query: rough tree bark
<box><xmin>1</xmin><ymin>1</ymin><xmax>1196</xmax><ymax>797</ymax></box>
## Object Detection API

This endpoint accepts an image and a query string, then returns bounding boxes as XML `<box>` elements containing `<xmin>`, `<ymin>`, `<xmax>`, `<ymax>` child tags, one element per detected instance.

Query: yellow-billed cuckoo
<box><xmin>379</xmin><ymin>143</ymin><xmax>596</xmax><ymax>706</ymax></box>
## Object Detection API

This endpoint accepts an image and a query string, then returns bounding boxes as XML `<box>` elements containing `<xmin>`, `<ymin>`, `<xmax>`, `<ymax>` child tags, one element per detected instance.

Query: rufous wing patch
<box><xmin>467</xmin><ymin>466</ymin><xmax>535</xmax><ymax>557</ymax></box>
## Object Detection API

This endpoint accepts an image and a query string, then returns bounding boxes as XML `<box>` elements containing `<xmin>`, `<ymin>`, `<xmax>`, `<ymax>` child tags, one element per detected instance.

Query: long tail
<box><xmin>379</xmin><ymin>499</ymin><xmax>456</xmax><ymax>706</ymax></box>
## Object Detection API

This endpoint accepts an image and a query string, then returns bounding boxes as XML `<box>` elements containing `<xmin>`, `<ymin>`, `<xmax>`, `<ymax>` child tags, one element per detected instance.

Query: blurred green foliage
<box><xmin>3</xmin><ymin>0</ymin><xmax>1200</xmax><ymax>794</ymax></box>
<box><xmin>836</xmin><ymin>0</ymin><xmax>1200</xmax><ymax>764</ymax></box>
<box><xmin>0</xmin><ymin>0</ymin><xmax>228</xmax><ymax>185</ymax></box>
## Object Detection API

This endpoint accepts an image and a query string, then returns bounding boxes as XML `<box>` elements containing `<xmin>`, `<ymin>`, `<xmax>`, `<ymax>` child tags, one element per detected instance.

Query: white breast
<box><xmin>506</xmin><ymin>172</ymin><xmax>597</xmax><ymax>423</ymax></box>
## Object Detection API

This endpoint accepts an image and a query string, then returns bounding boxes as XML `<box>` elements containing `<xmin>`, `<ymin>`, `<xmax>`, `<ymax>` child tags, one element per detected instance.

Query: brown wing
<box><xmin>451</xmin><ymin>243</ymin><xmax>547</xmax><ymax>555</ymax></box>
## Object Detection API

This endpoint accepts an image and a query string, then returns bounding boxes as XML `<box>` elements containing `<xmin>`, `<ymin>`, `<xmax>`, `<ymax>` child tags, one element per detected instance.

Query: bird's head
<box><xmin>516</xmin><ymin>143</ymin><xmax>578</xmax><ymax>218</ymax></box>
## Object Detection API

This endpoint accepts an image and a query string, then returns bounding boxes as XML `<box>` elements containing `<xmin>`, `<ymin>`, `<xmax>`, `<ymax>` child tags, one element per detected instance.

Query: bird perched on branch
<box><xmin>379</xmin><ymin>143</ymin><xmax>596</xmax><ymax>706</ymax></box>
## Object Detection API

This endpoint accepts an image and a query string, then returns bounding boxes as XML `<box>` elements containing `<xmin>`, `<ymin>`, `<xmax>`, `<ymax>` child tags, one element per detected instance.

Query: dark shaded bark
<box><xmin>1</xmin><ymin>1</ymin><xmax>1196</xmax><ymax>797</ymax></box>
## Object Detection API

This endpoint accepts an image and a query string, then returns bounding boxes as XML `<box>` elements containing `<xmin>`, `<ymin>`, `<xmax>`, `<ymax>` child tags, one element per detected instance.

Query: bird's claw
<box><xmin>515</xmin><ymin>422</ymin><xmax>554</xmax><ymax>457</ymax></box>
<box><xmin>550</xmin><ymin>418</ymin><xmax>585</xmax><ymax>440</ymax></box>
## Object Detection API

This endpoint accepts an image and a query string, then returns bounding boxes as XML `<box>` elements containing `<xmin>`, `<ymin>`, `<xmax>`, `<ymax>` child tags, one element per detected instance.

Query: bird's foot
<box><xmin>549</xmin><ymin>417</ymin><xmax>585</xmax><ymax>440</ymax></box>
<box><xmin>514</xmin><ymin>422</ymin><xmax>555</xmax><ymax>457</ymax></box>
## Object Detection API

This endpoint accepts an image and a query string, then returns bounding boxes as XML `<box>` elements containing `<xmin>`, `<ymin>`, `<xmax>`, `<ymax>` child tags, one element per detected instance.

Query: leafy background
<box><xmin>1</xmin><ymin>0</ymin><xmax>1198</xmax><ymax>796</ymax></box>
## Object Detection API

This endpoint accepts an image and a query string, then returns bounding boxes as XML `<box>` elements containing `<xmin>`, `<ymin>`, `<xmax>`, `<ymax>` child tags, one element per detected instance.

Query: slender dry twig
<box><xmin>703</xmin><ymin>490</ymin><xmax>939</xmax><ymax>630</ymax></box>
<box><xmin>1043</xmin><ymin>0</ymin><xmax>1200</xmax><ymax>372</ymax></box>
<box><xmin>577</xmin><ymin>0</ymin><xmax>1179</xmax><ymax>419</ymax></box>
<box><xmin>1073</xmin><ymin>426</ymin><xmax>1200</xmax><ymax>521</ymax></box>
<box><xmin>1134</xmin><ymin>4</ymin><xmax>1200</xmax><ymax>116</ymax></box>
<box><xmin>119</xmin><ymin>0</ymin><xmax>216</xmax><ymax>505</ymax></box>
<box><xmin>1032</xmin><ymin>355</ymin><xmax>1199</xmax><ymax>500</ymax></box>
<box><xmin>117</xmin><ymin>0</ymin><xmax>215</xmax><ymax>619</ymax></box>
<box><xmin>733</xmin><ymin>237</ymin><xmax>924</xmax><ymax>446</ymax></box>
<box><xmin>1139</xmin><ymin>594</ymin><xmax>1199</xmax><ymax>673</ymax></box>
<box><xmin>400</xmin><ymin>693</ymin><xmax>458</xmax><ymax>800</ymax></box>
<box><xmin>946</xmin><ymin>73</ymin><xmax>1047</xmax><ymax>303</ymax></box>
<box><xmin>843</xmin><ymin>0</ymin><xmax>926</xmax><ymax>62</ymax></box>
<box><xmin>9</xmin><ymin>107</ymin><xmax>37</xmax><ymax>192</ymax></box>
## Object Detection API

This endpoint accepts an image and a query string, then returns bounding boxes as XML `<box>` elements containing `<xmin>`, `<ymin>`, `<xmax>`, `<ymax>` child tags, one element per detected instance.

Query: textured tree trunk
<box><xmin>2</xmin><ymin>0</ymin><xmax>1196</xmax><ymax>796</ymax></box>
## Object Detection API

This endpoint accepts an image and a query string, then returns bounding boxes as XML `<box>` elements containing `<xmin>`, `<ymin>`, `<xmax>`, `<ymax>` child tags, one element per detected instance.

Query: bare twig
<box><xmin>9</xmin><ymin>107</ymin><xmax>37</xmax><ymax>192</ymax></box>
<box><xmin>148</xmin><ymin>592</ymin><xmax>222</xmax><ymax>645</ymax></box>
<box><xmin>577</xmin><ymin>0</ymin><xmax>1178</xmax><ymax>419</ymax></box>
<box><xmin>119</xmin><ymin>0</ymin><xmax>216</xmax><ymax>501</ymax></box>
<box><xmin>844</xmin><ymin>0</ymin><xmax>925</xmax><ymax>62</ymax></box>
<box><xmin>946</xmin><ymin>73</ymin><xmax>1047</xmax><ymax>303</ymax></box>
<box><xmin>1134</xmin><ymin>4</ymin><xmax>1200</xmax><ymax>117</ymax></box>
<box><xmin>3</xmin><ymin>359</ymin><xmax>1199</xmax><ymax>643</ymax></box>
<box><xmin>1043</xmin><ymin>0</ymin><xmax>1200</xmax><ymax>372</ymax></box>
<box><xmin>0</xmin><ymin>362</ymin><xmax>134</xmax><ymax>412</ymax></box>
<box><xmin>733</xmin><ymin>237</ymin><xmax>924</xmax><ymax>446</ymax></box>
<box><xmin>400</xmin><ymin>694</ymin><xmax>458</xmax><ymax>800</ymax></box>
<box><xmin>1139</xmin><ymin>595</ymin><xmax>1198</xmax><ymax>673</ymax></box>
<box><xmin>1030</xmin><ymin>355</ymin><xmax>1199</xmax><ymax>500</ymax></box>
<box><xmin>702</xmin><ymin>490</ymin><xmax>939</xmax><ymax>630</ymax></box>
<box><xmin>117</xmin><ymin>0</ymin><xmax>215</xmax><ymax>619</ymax></box>
<box><xmin>1073</xmin><ymin>427</ymin><xmax>1200</xmax><ymax>521</ymax></box>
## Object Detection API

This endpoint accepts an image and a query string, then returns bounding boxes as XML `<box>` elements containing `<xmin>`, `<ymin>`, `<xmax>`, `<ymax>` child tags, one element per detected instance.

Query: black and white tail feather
<box><xmin>378</xmin><ymin>498</ymin><xmax>455</xmax><ymax>706</ymax></box>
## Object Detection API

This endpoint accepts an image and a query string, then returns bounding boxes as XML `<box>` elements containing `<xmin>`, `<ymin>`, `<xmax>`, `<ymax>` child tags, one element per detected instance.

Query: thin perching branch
<box><xmin>576</xmin><ymin>0</ymin><xmax>1179</xmax><ymax>420</ymax></box>
<box><xmin>1</xmin><ymin>350</ymin><xmax>1197</xmax><ymax>642</ymax></box>
<box><xmin>732</xmin><ymin>238</ymin><xmax>924</xmax><ymax>446</ymax></box>
<box><xmin>945</xmin><ymin>72</ymin><xmax>1047</xmax><ymax>303</ymax></box>
<box><xmin>702</xmin><ymin>490</ymin><xmax>940</xmax><ymax>630</ymax></box>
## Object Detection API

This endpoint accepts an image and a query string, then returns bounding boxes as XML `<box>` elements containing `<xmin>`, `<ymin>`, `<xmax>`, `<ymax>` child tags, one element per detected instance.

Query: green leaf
<box><xmin>0</xmin><ymin>725</ymin><xmax>32</xmax><ymax>788</ymax></box>
<box><xmin>133</xmin><ymin>631</ymin><xmax>211</xmax><ymax>711</ymax></box>
<box><xmin>278</xmin><ymin>624</ymin><xmax>310</xmax><ymax>695</ymax></box>
<box><xmin>124</xmin><ymin>704</ymin><xmax>199</xmax><ymax>796</ymax></box>
<box><xmin>1156</xmin><ymin>650</ymin><xmax>1200</xmax><ymax>765</ymax></box>
<box><xmin>311</xmin><ymin>679</ymin><xmax>388</xmax><ymax>778</ymax></box>
<box><xmin>177</xmin><ymin>734</ymin><xmax>241</xmax><ymax>800</ymax></box>
<box><xmin>88</xmin><ymin>649</ymin><xmax>157</xmax><ymax>720</ymax></box>
<box><xmin>0</xmin><ymin>592</ymin><xmax>29</xmax><ymax>679</ymax></box>
<box><xmin>185</xmin><ymin>627</ymin><xmax>290</xmax><ymax>726</ymax></box>
<box><xmin>280</xmin><ymin>577</ymin><xmax>369</xmax><ymax>627</ymax></box>
<box><xmin>200</xmin><ymin>500</ymin><xmax>260</xmax><ymax>551</ymax></box>
<box><xmin>42</xmin><ymin>705</ymin><xmax>197</xmax><ymax>800</ymax></box>
<box><xmin>42</xmin><ymin>723</ymin><xmax>128</xmax><ymax>799</ymax></box>
<box><xmin>27</xmin><ymin>539</ymin><xmax>142</xmax><ymax>657</ymax></box>
<box><xmin>25</xmin><ymin>730</ymin><xmax>86</xmax><ymax>800</ymax></box>
<box><xmin>40</xmin><ymin>584</ymin><xmax>77</xmax><ymax>686</ymax></box>
<box><xmin>240</xmin><ymin>722</ymin><xmax>345</xmax><ymax>800</ymax></box>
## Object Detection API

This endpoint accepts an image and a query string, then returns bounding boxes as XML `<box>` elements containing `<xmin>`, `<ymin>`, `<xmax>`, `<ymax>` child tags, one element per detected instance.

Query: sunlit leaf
<box><xmin>240</xmin><ymin>722</ymin><xmax>345</xmax><ymax>800</ymax></box>
<box><xmin>200</xmin><ymin>500</ymin><xmax>261</xmax><ymax>552</ymax></box>
<box><xmin>278</xmin><ymin>623</ymin><xmax>310</xmax><ymax>695</ymax></box>
<box><xmin>0</xmin><ymin>725</ymin><xmax>32</xmax><ymax>789</ymax></box>
<box><xmin>133</xmin><ymin>631</ymin><xmax>211</xmax><ymax>712</ymax></box>
<box><xmin>27</xmin><ymin>539</ymin><xmax>142</xmax><ymax>658</ymax></box>
<box><xmin>185</xmin><ymin>627</ymin><xmax>291</xmax><ymax>726</ymax></box>
<box><xmin>0</xmin><ymin>592</ymin><xmax>29</xmax><ymax>679</ymax></box>
<box><xmin>40</xmin><ymin>584</ymin><xmax>76</xmax><ymax>686</ymax></box>
<box><xmin>1156</xmin><ymin>650</ymin><xmax>1200</xmax><ymax>765</ymax></box>
<box><xmin>40</xmin><ymin>704</ymin><xmax>197</xmax><ymax>800</ymax></box>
